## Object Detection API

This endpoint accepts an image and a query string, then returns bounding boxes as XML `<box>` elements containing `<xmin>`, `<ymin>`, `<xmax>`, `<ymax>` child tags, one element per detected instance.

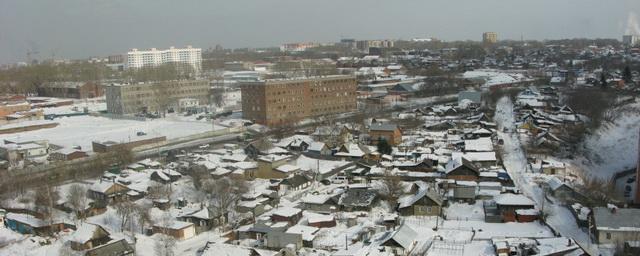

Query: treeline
<box><xmin>0</xmin><ymin>62</ymin><xmax>196</xmax><ymax>95</ymax></box>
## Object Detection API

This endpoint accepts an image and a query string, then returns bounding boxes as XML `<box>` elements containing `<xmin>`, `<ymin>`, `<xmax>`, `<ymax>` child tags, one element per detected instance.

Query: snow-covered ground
<box><xmin>0</xmin><ymin>115</ymin><xmax>226</xmax><ymax>152</ymax></box>
<box><xmin>38</xmin><ymin>98</ymin><xmax>107</xmax><ymax>115</ymax></box>
<box><xmin>573</xmin><ymin>102</ymin><xmax>640</xmax><ymax>179</ymax></box>
<box><xmin>494</xmin><ymin>96</ymin><xmax>599</xmax><ymax>255</ymax></box>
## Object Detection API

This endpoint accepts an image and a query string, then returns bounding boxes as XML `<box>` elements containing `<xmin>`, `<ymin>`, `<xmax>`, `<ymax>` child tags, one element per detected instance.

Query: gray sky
<box><xmin>1</xmin><ymin>0</ymin><xmax>639</xmax><ymax>64</ymax></box>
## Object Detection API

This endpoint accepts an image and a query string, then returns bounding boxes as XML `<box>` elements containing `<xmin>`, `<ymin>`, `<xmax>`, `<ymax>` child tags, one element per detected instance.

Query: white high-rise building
<box><xmin>126</xmin><ymin>46</ymin><xmax>202</xmax><ymax>73</ymax></box>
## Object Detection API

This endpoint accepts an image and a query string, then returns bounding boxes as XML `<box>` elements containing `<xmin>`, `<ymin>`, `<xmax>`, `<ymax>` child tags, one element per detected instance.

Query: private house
<box><xmin>274</xmin><ymin>135</ymin><xmax>312</xmax><ymax>152</ymax></box>
<box><xmin>88</xmin><ymin>181</ymin><xmax>129</xmax><ymax>203</ymax></box>
<box><xmin>55</xmin><ymin>198</ymin><xmax>107</xmax><ymax>219</ymax></box>
<box><xmin>393</xmin><ymin>160</ymin><xmax>434</xmax><ymax>172</ymax></box>
<box><xmin>379</xmin><ymin>224</ymin><xmax>418</xmax><ymax>256</ymax></box>
<box><xmin>152</xmin><ymin>221</ymin><xmax>196</xmax><ymax>240</ymax></box>
<box><xmin>458</xmin><ymin>152</ymin><xmax>497</xmax><ymax>169</ymax></box>
<box><xmin>301</xmin><ymin>194</ymin><xmax>340</xmax><ymax>213</ymax></box>
<box><xmin>48</xmin><ymin>148</ymin><xmax>88</xmax><ymax>162</ymax></box>
<box><xmin>85</xmin><ymin>239</ymin><xmax>135</xmax><ymax>256</ymax></box>
<box><xmin>452</xmin><ymin>181</ymin><xmax>477</xmax><ymax>202</ymax></box>
<box><xmin>307</xmin><ymin>142</ymin><xmax>332</xmax><ymax>156</ymax></box>
<box><xmin>286</xmin><ymin>224</ymin><xmax>320</xmax><ymax>247</ymax></box>
<box><xmin>69</xmin><ymin>223</ymin><xmax>111</xmax><ymax>251</ymax></box>
<box><xmin>493</xmin><ymin>193</ymin><xmax>536</xmax><ymax>222</ymax></box>
<box><xmin>335</xmin><ymin>143</ymin><xmax>371</xmax><ymax>159</ymax></box>
<box><xmin>177</xmin><ymin>206</ymin><xmax>222</xmax><ymax>234</ymax></box>
<box><xmin>445</xmin><ymin>157</ymin><xmax>480</xmax><ymax>181</ymax></box>
<box><xmin>591</xmin><ymin>206</ymin><xmax>640</xmax><ymax>248</ymax></box>
<box><xmin>270</xmin><ymin>207</ymin><xmax>303</xmax><ymax>226</ymax></box>
<box><xmin>256</xmin><ymin>155</ymin><xmax>293</xmax><ymax>179</ymax></box>
<box><xmin>369</xmin><ymin>123</ymin><xmax>402</xmax><ymax>145</ymax></box>
<box><xmin>278</xmin><ymin>174</ymin><xmax>312</xmax><ymax>196</ymax></box>
<box><xmin>150</xmin><ymin>169</ymin><xmax>182</xmax><ymax>184</ymax></box>
<box><xmin>541</xmin><ymin>159</ymin><xmax>566</xmax><ymax>176</ymax></box>
<box><xmin>306</xmin><ymin>213</ymin><xmax>336</xmax><ymax>228</ymax></box>
<box><xmin>265</xmin><ymin>231</ymin><xmax>303</xmax><ymax>250</ymax></box>
<box><xmin>546</xmin><ymin>177</ymin><xmax>583</xmax><ymax>202</ymax></box>
<box><xmin>397</xmin><ymin>183</ymin><xmax>444</xmax><ymax>216</ymax></box>
<box><xmin>388</xmin><ymin>83</ymin><xmax>419</xmax><ymax>96</ymax></box>
<box><xmin>338</xmin><ymin>185</ymin><xmax>377</xmax><ymax>211</ymax></box>
<box><xmin>244</xmin><ymin>138</ymin><xmax>288</xmax><ymax>159</ymax></box>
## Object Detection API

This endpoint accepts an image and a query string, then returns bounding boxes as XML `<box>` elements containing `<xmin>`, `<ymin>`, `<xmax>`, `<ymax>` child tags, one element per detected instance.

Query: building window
<box><xmin>606</xmin><ymin>233</ymin><xmax>611</xmax><ymax>239</ymax></box>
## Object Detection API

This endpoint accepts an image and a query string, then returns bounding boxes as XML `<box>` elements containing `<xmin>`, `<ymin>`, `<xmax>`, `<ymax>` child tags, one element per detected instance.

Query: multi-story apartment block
<box><xmin>105</xmin><ymin>80</ymin><xmax>209</xmax><ymax>115</ymax></box>
<box><xmin>355</xmin><ymin>40</ymin><xmax>395</xmax><ymax>52</ymax></box>
<box><xmin>126</xmin><ymin>46</ymin><xmax>202</xmax><ymax>73</ymax></box>
<box><xmin>241</xmin><ymin>75</ymin><xmax>357</xmax><ymax>127</ymax></box>
<box><xmin>483</xmin><ymin>32</ymin><xmax>498</xmax><ymax>44</ymax></box>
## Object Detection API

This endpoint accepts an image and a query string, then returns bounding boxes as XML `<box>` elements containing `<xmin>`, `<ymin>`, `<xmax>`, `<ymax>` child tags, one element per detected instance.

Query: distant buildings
<box><xmin>240</xmin><ymin>75</ymin><xmax>357</xmax><ymax>127</ymax></box>
<box><xmin>483</xmin><ymin>32</ymin><xmax>498</xmax><ymax>44</ymax></box>
<box><xmin>279</xmin><ymin>42</ymin><xmax>318</xmax><ymax>52</ymax></box>
<box><xmin>37</xmin><ymin>82</ymin><xmax>103</xmax><ymax>99</ymax></box>
<box><xmin>623</xmin><ymin>35</ymin><xmax>639</xmax><ymax>46</ymax></box>
<box><xmin>356</xmin><ymin>40</ymin><xmax>395</xmax><ymax>52</ymax></box>
<box><xmin>126</xmin><ymin>46</ymin><xmax>202</xmax><ymax>73</ymax></box>
<box><xmin>105</xmin><ymin>80</ymin><xmax>209</xmax><ymax>115</ymax></box>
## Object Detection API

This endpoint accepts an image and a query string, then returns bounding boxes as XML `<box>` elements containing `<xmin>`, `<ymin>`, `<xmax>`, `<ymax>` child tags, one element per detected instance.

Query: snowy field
<box><xmin>0</xmin><ymin>115</ymin><xmax>225</xmax><ymax>152</ymax></box>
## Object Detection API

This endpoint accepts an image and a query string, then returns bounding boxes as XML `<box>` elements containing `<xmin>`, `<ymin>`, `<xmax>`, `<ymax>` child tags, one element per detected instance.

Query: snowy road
<box><xmin>493</xmin><ymin>97</ymin><xmax>599</xmax><ymax>255</ymax></box>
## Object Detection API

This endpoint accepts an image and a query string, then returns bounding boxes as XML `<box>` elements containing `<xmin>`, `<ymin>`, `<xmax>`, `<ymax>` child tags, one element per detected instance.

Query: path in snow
<box><xmin>493</xmin><ymin>97</ymin><xmax>599</xmax><ymax>255</ymax></box>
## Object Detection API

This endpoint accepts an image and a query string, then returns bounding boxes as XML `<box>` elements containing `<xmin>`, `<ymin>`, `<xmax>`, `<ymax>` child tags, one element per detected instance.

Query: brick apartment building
<box><xmin>240</xmin><ymin>75</ymin><xmax>357</xmax><ymax>127</ymax></box>
<box><xmin>38</xmin><ymin>82</ymin><xmax>104</xmax><ymax>99</ymax></box>
<box><xmin>105</xmin><ymin>80</ymin><xmax>209</xmax><ymax>115</ymax></box>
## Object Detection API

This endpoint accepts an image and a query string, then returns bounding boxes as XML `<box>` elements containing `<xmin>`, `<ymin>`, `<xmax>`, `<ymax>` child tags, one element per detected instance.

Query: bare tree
<box><xmin>34</xmin><ymin>185</ymin><xmax>59</xmax><ymax>229</ymax></box>
<box><xmin>134</xmin><ymin>204</ymin><xmax>151</xmax><ymax>234</ymax></box>
<box><xmin>148</xmin><ymin>184</ymin><xmax>172</xmax><ymax>201</ymax></box>
<box><xmin>115</xmin><ymin>201</ymin><xmax>137</xmax><ymax>232</ymax></box>
<box><xmin>154</xmin><ymin>234</ymin><xmax>177</xmax><ymax>256</ymax></box>
<box><xmin>201</xmin><ymin>177</ymin><xmax>248</xmax><ymax>226</ymax></box>
<box><xmin>211</xmin><ymin>87</ymin><xmax>226</xmax><ymax>108</ymax></box>
<box><xmin>67</xmin><ymin>184</ymin><xmax>88</xmax><ymax>222</ymax></box>
<box><xmin>379</xmin><ymin>170</ymin><xmax>405</xmax><ymax>213</ymax></box>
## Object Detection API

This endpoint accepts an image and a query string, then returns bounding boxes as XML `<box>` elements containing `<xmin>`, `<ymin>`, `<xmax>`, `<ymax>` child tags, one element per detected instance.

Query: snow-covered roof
<box><xmin>68</xmin><ymin>223</ymin><xmax>106</xmax><ymax>244</ymax></box>
<box><xmin>272</xmin><ymin>207</ymin><xmax>302</xmax><ymax>217</ymax></box>
<box><xmin>286</xmin><ymin>225</ymin><xmax>319</xmax><ymax>241</ymax></box>
<box><xmin>380</xmin><ymin>223</ymin><xmax>417</xmax><ymax>250</ymax></box>
<box><xmin>398</xmin><ymin>183</ymin><xmax>443</xmax><ymax>208</ymax></box>
<box><xmin>5</xmin><ymin>213</ymin><xmax>48</xmax><ymax>227</ymax></box>
<box><xmin>307</xmin><ymin>142</ymin><xmax>326</xmax><ymax>152</ymax></box>
<box><xmin>593</xmin><ymin>207</ymin><xmax>640</xmax><ymax>231</ymax></box>
<box><xmin>494</xmin><ymin>193</ymin><xmax>535</xmax><ymax>206</ymax></box>
<box><xmin>89</xmin><ymin>180</ymin><xmax>116</xmax><ymax>194</ymax></box>
<box><xmin>464</xmin><ymin>137</ymin><xmax>493</xmax><ymax>152</ymax></box>
<box><xmin>275</xmin><ymin>164</ymin><xmax>300</xmax><ymax>173</ymax></box>
<box><xmin>154</xmin><ymin>220</ymin><xmax>194</xmax><ymax>230</ymax></box>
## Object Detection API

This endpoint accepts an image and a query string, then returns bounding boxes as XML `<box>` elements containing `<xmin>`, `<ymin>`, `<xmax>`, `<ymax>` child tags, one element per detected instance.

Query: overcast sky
<box><xmin>1</xmin><ymin>0</ymin><xmax>639</xmax><ymax>64</ymax></box>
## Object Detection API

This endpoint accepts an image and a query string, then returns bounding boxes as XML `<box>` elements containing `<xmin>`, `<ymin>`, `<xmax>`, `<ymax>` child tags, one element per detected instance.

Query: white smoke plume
<box><xmin>626</xmin><ymin>12</ymin><xmax>640</xmax><ymax>35</ymax></box>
